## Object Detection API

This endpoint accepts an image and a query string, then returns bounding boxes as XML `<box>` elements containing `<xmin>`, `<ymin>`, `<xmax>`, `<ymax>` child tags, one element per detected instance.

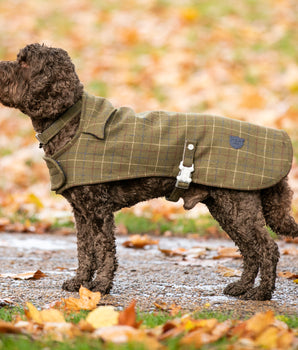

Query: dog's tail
<box><xmin>261</xmin><ymin>177</ymin><xmax>298</xmax><ymax>238</ymax></box>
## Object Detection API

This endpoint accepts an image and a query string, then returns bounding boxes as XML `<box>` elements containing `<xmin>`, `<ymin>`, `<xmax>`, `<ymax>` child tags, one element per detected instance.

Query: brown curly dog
<box><xmin>0</xmin><ymin>43</ymin><xmax>297</xmax><ymax>301</ymax></box>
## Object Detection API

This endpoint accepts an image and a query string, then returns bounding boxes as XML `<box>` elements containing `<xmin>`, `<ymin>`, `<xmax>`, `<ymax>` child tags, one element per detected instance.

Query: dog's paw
<box><xmin>240</xmin><ymin>287</ymin><xmax>272</xmax><ymax>301</ymax></box>
<box><xmin>62</xmin><ymin>278</ymin><xmax>82</xmax><ymax>292</ymax></box>
<box><xmin>85</xmin><ymin>278</ymin><xmax>113</xmax><ymax>295</ymax></box>
<box><xmin>223</xmin><ymin>281</ymin><xmax>250</xmax><ymax>296</ymax></box>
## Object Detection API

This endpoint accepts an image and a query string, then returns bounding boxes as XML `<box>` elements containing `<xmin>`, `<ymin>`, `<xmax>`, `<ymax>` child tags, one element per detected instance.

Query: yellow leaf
<box><xmin>25</xmin><ymin>193</ymin><xmax>44</xmax><ymax>209</ymax></box>
<box><xmin>25</xmin><ymin>303</ymin><xmax>43</xmax><ymax>324</ymax></box>
<box><xmin>255</xmin><ymin>326</ymin><xmax>278</xmax><ymax>348</ymax></box>
<box><xmin>63</xmin><ymin>286</ymin><xmax>101</xmax><ymax>311</ymax></box>
<box><xmin>39</xmin><ymin>309</ymin><xmax>66</xmax><ymax>323</ymax></box>
<box><xmin>86</xmin><ymin>306</ymin><xmax>119</xmax><ymax>329</ymax></box>
<box><xmin>180</xmin><ymin>7</ymin><xmax>200</xmax><ymax>22</ymax></box>
<box><xmin>25</xmin><ymin>303</ymin><xmax>66</xmax><ymax>324</ymax></box>
<box><xmin>245</xmin><ymin>311</ymin><xmax>274</xmax><ymax>335</ymax></box>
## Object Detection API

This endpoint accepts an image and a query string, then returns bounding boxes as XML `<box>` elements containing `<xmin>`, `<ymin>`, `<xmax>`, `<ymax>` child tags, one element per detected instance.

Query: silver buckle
<box><xmin>176</xmin><ymin>161</ymin><xmax>194</xmax><ymax>186</ymax></box>
<box><xmin>35</xmin><ymin>133</ymin><xmax>42</xmax><ymax>143</ymax></box>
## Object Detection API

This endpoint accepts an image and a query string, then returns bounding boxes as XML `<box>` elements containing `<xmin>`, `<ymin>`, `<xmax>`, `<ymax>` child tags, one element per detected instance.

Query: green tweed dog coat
<box><xmin>39</xmin><ymin>92</ymin><xmax>293</xmax><ymax>196</ymax></box>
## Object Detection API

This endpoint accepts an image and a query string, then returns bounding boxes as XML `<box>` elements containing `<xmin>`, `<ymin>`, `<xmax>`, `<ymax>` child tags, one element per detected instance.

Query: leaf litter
<box><xmin>0</xmin><ymin>295</ymin><xmax>296</xmax><ymax>349</ymax></box>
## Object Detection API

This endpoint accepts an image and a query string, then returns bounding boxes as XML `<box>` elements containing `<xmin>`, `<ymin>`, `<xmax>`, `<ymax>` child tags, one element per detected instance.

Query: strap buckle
<box><xmin>166</xmin><ymin>140</ymin><xmax>196</xmax><ymax>202</ymax></box>
<box><xmin>176</xmin><ymin>161</ymin><xmax>194</xmax><ymax>187</ymax></box>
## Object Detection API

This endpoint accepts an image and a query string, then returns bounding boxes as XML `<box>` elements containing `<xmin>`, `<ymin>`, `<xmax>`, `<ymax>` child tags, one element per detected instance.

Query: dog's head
<box><xmin>0</xmin><ymin>43</ymin><xmax>83</xmax><ymax>119</ymax></box>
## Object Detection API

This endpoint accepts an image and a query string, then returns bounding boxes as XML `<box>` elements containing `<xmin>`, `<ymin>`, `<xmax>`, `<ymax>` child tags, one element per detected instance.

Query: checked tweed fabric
<box><xmin>43</xmin><ymin>92</ymin><xmax>293</xmax><ymax>194</ymax></box>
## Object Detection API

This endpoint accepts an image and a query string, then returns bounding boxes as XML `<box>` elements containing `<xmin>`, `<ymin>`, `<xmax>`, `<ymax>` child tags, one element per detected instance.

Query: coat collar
<box><xmin>35</xmin><ymin>98</ymin><xmax>82</xmax><ymax>146</ymax></box>
<box><xmin>36</xmin><ymin>92</ymin><xmax>116</xmax><ymax>146</ymax></box>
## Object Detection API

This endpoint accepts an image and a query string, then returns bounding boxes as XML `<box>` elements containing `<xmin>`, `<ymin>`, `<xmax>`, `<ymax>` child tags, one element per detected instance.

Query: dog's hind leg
<box><xmin>205</xmin><ymin>189</ymin><xmax>279</xmax><ymax>300</ymax></box>
<box><xmin>261</xmin><ymin>177</ymin><xmax>298</xmax><ymax>238</ymax></box>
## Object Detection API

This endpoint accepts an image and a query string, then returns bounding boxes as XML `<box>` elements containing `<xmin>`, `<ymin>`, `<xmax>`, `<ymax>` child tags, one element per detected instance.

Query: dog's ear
<box><xmin>15</xmin><ymin>43</ymin><xmax>83</xmax><ymax>120</ymax></box>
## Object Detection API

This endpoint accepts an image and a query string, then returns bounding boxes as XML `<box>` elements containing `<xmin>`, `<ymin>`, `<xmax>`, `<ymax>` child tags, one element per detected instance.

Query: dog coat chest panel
<box><xmin>44</xmin><ymin>93</ymin><xmax>293</xmax><ymax>194</ymax></box>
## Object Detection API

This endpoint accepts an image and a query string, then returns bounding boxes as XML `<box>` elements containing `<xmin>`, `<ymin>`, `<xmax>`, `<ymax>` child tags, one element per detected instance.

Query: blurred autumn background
<box><xmin>0</xmin><ymin>0</ymin><xmax>298</xmax><ymax>235</ymax></box>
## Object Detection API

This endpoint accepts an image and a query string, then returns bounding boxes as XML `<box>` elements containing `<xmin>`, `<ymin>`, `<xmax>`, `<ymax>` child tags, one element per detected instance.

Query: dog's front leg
<box><xmin>86</xmin><ymin>212</ymin><xmax>117</xmax><ymax>293</ymax></box>
<box><xmin>62</xmin><ymin>209</ymin><xmax>97</xmax><ymax>292</ymax></box>
<box><xmin>62</xmin><ymin>207</ymin><xmax>117</xmax><ymax>294</ymax></box>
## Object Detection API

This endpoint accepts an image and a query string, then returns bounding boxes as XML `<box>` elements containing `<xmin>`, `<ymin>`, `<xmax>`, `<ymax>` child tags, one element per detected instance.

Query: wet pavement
<box><xmin>0</xmin><ymin>233</ymin><xmax>297</xmax><ymax>317</ymax></box>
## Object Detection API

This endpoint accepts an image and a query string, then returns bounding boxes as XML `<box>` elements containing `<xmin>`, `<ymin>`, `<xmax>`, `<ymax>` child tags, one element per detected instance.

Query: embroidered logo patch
<box><xmin>230</xmin><ymin>135</ymin><xmax>245</xmax><ymax>149</ymax></box>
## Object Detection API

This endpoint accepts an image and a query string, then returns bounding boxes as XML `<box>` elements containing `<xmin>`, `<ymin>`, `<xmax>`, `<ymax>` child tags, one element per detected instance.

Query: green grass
<box><xmin>0</xmin><ymin>336</ymin><xmax>150</xmax><ymax>350</ymax></box>
<box><xmin>115</xmin><ymin>211</ymin><xmax>224</xmax><ymax>236</ymax></box>
<box><xmin>137</xmin><ymin>311</ymin><xmax>174</xmax><ymax>328</ymax></box>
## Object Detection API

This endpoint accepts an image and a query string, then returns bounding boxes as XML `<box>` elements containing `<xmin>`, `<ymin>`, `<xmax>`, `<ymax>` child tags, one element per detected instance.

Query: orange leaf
<box><xmin>63</xmin><ymin>286</ymin><xmax>101</xmax><ymax>311</ymax></box>
<box><xmin>278</xmin><ymin>271</ymin><xmax>298</xmax><ymax>279</ymax></box>
<box><xmin>213</xmin><ymin>247</ymin><xmax>242</xmax><ymax>259</ymax></box>
<box><xmin>158</xmin><ymin>247</ymin><xmax>187</xmax><ymax>256</ymax></box>
<box><xmin>245</xmin><ymin>311</ymin><xmax>275</xmax><ymax>335</ymax></box>
<box><xmin>0</xmin><ymin>269</ymin><xmax>47</xmax><ymax>280</ymax></box>
<box><xmin>240</xmin><ymin>90</ymin><xmax>266</xmax><ymax>109</ymax></box>
<box><xmin>282</xmin><ymin>247</ymin><xmax>298</xmax><ymax>255</ymax></box>
<box><xmin>122</xmin><ymin>234</ymin><xmax>159</xmax><ymax>249</ymax></box>
<box><xmin>0</xmin><ymin>320</ymin><xmax>22</xmax><ymax>334</ymax></box>
<box><xmin>118</xmin><ymin>300</ymin><xmax>142</xmax><ymax>328</ymax></box>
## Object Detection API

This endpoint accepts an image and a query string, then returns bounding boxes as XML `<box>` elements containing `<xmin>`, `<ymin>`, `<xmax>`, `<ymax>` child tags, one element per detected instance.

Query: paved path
<box><xmin>0</xmin><ymin>233</ymin><xmax>296</xmax><ymax>317</ymax></box>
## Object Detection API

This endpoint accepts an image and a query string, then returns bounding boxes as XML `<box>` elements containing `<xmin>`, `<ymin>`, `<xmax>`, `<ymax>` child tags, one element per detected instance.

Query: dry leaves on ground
<box><xmin>0</xmin><ymin>293</ymin><xmax>296</xmax><ymax>350</ymax></box>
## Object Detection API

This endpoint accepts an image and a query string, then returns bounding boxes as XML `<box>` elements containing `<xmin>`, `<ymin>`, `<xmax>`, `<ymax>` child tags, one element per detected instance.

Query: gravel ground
<box><xmin>0</xmin><ymin>233</ymin><xmax>297</xmax><ymax>318</ymax></box>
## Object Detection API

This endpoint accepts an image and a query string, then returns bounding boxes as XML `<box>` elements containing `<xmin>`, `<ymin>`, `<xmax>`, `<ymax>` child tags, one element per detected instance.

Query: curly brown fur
<box><xmin>1</xmin><ymin>43</ymin><xmax>297</xmax><ymax>300</ymax></box>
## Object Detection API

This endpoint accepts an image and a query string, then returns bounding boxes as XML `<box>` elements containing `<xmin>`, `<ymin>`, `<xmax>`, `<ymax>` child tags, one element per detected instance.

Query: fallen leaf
<box><xmin>86</xmin><ymin>306</ymin><xmax>119</xmax><ymax>329</ymax></box>
<box><xmin>0</xmin><ymin>298</ymin><xmax>14</xmax><ymax>307</ymax></box>
<box><xmin>158</xmin><ymin>247</ymin><xmax>187</xmax><ymax>256</ymax></box>
<box><xmin>278</xmin><ymin>271</ymin><xmax>298</xmax><ymax>279</ymax></box>
<box><xmin>282</xmin><ymin>247</ymin><xmax>298</xmax><ymax>255</ymax></box>
<box><xmin>245</xmin><ymin>311</ymin><xmax>275</xmax><ymax>336</ymax></box>
<box><xmin>216</xmin><ymin>265</ymin><xmax>242</xmax><ymax>277</ymax></box>
<box><xmin>118</xmin><ymin>300</ymin><xmax>142</xmax><ymax>328</ymax></box>
<box><xmin>213</xmin><ymin>247</ymin><xmax>242</xmax><ymax>259</ymax></box>
<box><xmin>240</xmin><ymin>90</ymin><xmax>266</xmax><ymax>109</ymax></box>
<box><xmin>0</xmin><ymin>320</ymin><xmax>22</xmax><ymax>334</ymax></box>
<box><xmin>0</xmin><ymin>269</ymin><xmax>47</xmax><ymax>280</ymax></box>
<box><xmin>25</xmin><ymin>302</ymin><xmax>66</xmax><ymax>324</ymax></box>
<box><xmin>0</xmin><ymin>218</ymin><xmax>10</xmax><ymax>230</ymax></box>
<box><xmin>153</xmin><ymin>301</ymin><xmax>181</xmax><ymax>316</ymax></box>
<box><xmin>122</xmin><ymin>234</ymin><xmax>159</xmax><ymax>249</ymax></box>
<box><xmin>93</xmin><ymin>325</ymin><xmax>163</xmax><ymax>349</ymax></box>
<box><xmin>63</xmin><ymin>286</ymin><xmax>101</xmax><ymax>311</ymax></box>
<box><xmin>254</xmin><ymin>325</ymin><xmax>279</xmax><ymax>348</ymax></box>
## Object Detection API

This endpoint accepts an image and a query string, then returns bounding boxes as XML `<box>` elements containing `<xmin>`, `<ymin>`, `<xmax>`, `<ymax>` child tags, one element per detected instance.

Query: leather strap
<box><xmin>36</xmin><ymin>99</ymin><xmax>82</xmax><ymax>146</ymax></box>
<box><xmin>166</xmin><ymin>140</ymin><xmax>196</xmax><ymax>202</ymax></box>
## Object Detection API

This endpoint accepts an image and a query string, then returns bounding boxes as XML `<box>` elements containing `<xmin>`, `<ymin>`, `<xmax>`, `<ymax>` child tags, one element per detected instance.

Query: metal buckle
<box><xmin>176</xmin><ymin>161</ymin><xmax>194</xmax><ymax>187</ymax></box>
<box><xmin>35</xmin><ymin>133</ymin><xmax>42</xmax><ymax>143</ymax></box>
